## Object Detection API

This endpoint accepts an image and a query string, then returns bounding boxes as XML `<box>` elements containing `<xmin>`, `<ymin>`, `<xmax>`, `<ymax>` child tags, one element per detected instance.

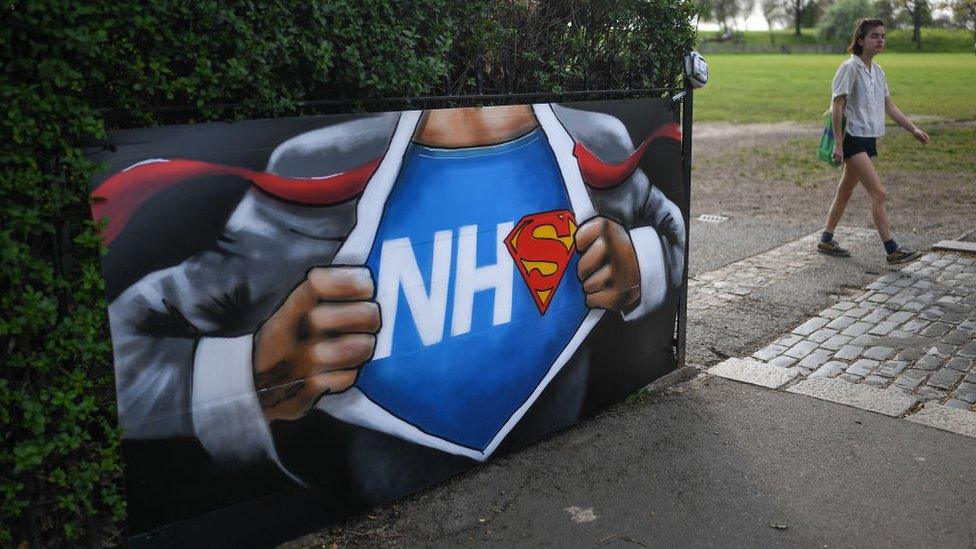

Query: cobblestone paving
<box><xmin>748</xmin><ymin>251</ymin><xmax>976</xmax><ymax>412</ymax></box>
<box><xmin>688</xmin><ymin>227</ymin><xmax>877</xmax><ymax>312</ymax></box>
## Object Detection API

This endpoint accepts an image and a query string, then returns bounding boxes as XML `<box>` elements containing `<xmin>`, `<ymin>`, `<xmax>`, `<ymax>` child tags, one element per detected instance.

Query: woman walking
<box><xmin>817</xmin><ymin>17</ymin><xmax>929</xmax><ymax>264</ymax></box>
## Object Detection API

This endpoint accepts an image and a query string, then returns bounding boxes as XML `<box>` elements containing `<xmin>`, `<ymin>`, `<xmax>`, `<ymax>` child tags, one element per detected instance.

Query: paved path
<box><xmin>284</xmin><ymin>377</ymin><xmax>976</xmax><ymax>549</ymax></box>
<box><xmin>688</xmin><ymin>226</ymin><xmax>876</xmax><ymax>312</ymax></box>
<box><xmin>711</xmin><ymin>248</ymin><xmax>976</xmax><ymax>439</ymax></box>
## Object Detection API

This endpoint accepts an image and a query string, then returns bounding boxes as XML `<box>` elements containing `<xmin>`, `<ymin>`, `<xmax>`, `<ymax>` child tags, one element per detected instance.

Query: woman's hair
<box><xmin>847</xmin><ymin>18</ymin><xmax>884</xmax><ymax>55</ymax></box>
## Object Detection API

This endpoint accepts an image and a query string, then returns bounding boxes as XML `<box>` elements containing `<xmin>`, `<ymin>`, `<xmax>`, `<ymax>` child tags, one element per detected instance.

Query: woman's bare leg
<box><xmin>844</xmin><ymin>152</ymin><xmax>892</xmax><ymax>242</ymax></box>
<box><xmin>824</xmin><ymin>161</ymin><xmax>860</xmax><ymax>233</ymax></box>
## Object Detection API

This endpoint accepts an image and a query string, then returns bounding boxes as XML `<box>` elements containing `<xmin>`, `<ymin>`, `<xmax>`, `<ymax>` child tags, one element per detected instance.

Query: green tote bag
<box><xmin>818</xmin><ymin>112</ymin><xmax>845</xmax><ymax>167</ymax></box>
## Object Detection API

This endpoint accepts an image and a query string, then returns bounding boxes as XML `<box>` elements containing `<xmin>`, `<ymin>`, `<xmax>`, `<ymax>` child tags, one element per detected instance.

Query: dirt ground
<box><xmin>690</xmin><ymin>121</ymin><xmax>976</xmax><ymax>242</ymax></box>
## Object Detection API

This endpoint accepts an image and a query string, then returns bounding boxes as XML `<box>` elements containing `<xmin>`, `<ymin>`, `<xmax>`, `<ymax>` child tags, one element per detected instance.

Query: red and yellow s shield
<box><xmin>505</xmin><ymin>210</ymin><xmax>578</xmax><ymax>315</ymax></box>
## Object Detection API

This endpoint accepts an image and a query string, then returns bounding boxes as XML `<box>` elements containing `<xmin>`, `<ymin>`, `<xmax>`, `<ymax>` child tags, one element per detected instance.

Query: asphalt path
<box><xmin>684</xmin><ymin>216</ymin><xmax>935</xmax><ymax>366</ymax></box>
<box><xmin>349</xmin><ymin>377</ymin><xmax>976</xmax><ymax>548</ymax></box>
<box><xmin>283</xmin><ymin>217</ymin><xmax>976</xmax><ymax>548</ymax></box>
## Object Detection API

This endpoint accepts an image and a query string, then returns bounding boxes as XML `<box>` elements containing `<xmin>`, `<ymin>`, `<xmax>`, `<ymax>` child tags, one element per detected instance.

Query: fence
<box><xmin>88</xmin><ymin>88</ymin><xmax>696</xmax><ymax>547</ymax></box>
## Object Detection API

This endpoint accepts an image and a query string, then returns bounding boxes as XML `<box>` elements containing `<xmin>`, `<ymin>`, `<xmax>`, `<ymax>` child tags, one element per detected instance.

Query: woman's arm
<box><xmin>885</xmin><ymin>96</ymin><xmax>930</xmax><ymax>144</ymax></box>
<box><xmin>831</xmin><ymin>96</ymin><xmax>846</xmax><ymax>164</ymax></box>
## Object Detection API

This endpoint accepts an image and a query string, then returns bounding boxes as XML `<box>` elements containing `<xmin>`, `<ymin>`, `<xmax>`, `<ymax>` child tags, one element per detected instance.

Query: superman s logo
<box><xmin>505</xmin><ymin>210</ymin><xmax>578</xmax><ymax>314</ymax></box>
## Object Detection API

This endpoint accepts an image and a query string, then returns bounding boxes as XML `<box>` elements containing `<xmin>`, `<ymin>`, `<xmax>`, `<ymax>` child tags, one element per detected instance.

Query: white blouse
<box><xmin>831</xmin><ymin>55</ymin><xmax>890</xmax><ymax>138</ymax></box>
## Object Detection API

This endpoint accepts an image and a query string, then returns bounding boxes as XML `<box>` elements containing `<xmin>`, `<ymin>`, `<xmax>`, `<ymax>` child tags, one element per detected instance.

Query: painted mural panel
<box><xmin>89</xmin><ymin>99</ymin><xmax>687</xmax><ymax>545</ymax></box>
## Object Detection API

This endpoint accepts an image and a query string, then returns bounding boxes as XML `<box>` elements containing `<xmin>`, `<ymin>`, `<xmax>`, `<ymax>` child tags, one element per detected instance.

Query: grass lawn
<box><xmin>874</xmin><ymin>123</ymin><xmax>976</xmax><ymax>173</ymax></box>
<box><xmin>695</xmin><ymin>53</ymin><xmax>976</xmax><ymax>123</ymax></box>
<box><xmin>723</xmin><ymin>125</ymin><xmax>976</xmax><ymax>184</ymax></box>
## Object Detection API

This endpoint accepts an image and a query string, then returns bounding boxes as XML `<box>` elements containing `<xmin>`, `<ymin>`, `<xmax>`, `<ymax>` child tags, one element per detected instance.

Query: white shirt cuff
<box><xmin>622</xmin><ymin>227</ymin><xmax>669</xmax><ymax>321</ymax></box>
<box><xmin>191</xmin><ymin>336</ymin><xmax>303</xmax><ymax>484</ymax></box>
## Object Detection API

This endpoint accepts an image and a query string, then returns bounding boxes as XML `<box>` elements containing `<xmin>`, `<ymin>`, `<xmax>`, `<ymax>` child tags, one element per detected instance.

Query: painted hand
<box><xmin>575</xmin><ymin>217</ymin><xmax>640</xmax><ymax>313</ymax></box>
<box><xmin>253</xmin><ymin>267</ymin><xmax>380</xmax><ymax>421</ymax></box>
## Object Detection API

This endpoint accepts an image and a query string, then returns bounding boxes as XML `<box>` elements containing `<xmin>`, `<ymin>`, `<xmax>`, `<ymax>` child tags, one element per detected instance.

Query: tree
<box><xmin>948</xmin><ymin>0</ymin><xmax>976</xmax><ymax>46</ymax></box>
<box><xmin>695</xmin><ymin>0</ymin><xmax>714</xmax><ymax>23</ymax></box>
<box><xmin>874</xmin><ymin>0</ymin><xmax>903</xmax><ymax>28</ymax></box>
<box><xmin>900</xmin><ymin>0</ymin><xmax>932</xmax><ymax>49</ymax></box>
<box><xmin>818</xmin><ymin>0</ymin><xmax>876</xmax><ymax>44</ymax></box>
<box><xmin>699</xmin><ymin>0</ymin><xmax>745</xmax><ymax>33</ymax></box>
<box><xmin>736</xmin><ymin>0</ymin><xmax>757</xmax><ymax>30</ymax></box>
<box><xmin>784</xmin><ymin>0</ymin><xmax>817</xmax><ymax>35</ymax></box>
<box><xmin>761</xmin><ymin>0</ymin><xmax>785</xmax><ymax>42</ymax></box>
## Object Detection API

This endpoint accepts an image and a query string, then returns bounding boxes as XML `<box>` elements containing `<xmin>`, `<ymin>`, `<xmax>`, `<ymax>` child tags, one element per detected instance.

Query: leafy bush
<box><xmin>444</xmin><ymin>0</ymin><xmax>699</xmax><ymax>95</ymax></box>
<box><xmin>817</xmin><ymin>0</ymin><xmax>877</xmax><ymax>44</ymax></box>
<box><xmin>0</xmin><ymin>0</ymin><xmax>697</xmax><ymax>545</ymax></box>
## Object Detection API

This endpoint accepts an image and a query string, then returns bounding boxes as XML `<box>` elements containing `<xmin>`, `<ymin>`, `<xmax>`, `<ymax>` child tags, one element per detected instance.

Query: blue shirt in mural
<box><xmin>359</xmin><ymin>129</ymin><xmax>589</xmax><ymax>451</ymax></box>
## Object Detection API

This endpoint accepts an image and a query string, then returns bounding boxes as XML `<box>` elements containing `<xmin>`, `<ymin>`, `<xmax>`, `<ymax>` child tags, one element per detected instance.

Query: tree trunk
<box><xmin>913</xmin><ymin>8</ymin><xmax>922</xmax><ymax>51</ymax></box>
<box><xmin>792</xmin><ymin>0</ymin><xmax>804</xmax><ymax>35</ymax></box>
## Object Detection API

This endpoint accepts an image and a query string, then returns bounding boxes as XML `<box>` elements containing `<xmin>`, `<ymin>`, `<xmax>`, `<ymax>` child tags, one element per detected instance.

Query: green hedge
<box><xmin>0</xmin><ymin>0</ymin><xmax>697</xmax><ymax>544</ymax></box>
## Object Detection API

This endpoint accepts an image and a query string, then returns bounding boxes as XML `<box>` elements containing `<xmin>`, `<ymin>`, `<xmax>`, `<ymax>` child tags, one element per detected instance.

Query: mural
<box><xmin>90</xmin><ymin>99</ymin><xmax>687</xmax><ymax>544</ymax></box>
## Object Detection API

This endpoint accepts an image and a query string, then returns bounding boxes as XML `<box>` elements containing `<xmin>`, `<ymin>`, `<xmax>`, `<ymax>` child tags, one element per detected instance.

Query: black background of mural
<box><xmin>91</xmin><ymin>99</ymin><xmax>686</xmax><ymax>546</ymax></box>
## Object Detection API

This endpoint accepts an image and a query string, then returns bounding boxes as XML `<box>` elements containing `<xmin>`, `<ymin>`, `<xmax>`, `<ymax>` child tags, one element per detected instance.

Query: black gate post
<box><xmin>676</xmin><ymin>80</ymin><xmax>694</xmax><ymax>368</ymax></box>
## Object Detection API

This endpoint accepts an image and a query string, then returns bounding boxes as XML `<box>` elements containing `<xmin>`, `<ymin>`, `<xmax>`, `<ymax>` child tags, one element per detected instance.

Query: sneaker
<box><xmin>886</xmin><ymin>247</ymin><xmax>922</xmax><ymax>265</ymax></box>
<box><xmin>817</xmin><ymin>240</ymin><xmax>850</xmax><ymax>257</ymax></box>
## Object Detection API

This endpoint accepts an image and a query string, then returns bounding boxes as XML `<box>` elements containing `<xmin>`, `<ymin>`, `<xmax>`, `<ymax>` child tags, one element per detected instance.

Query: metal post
<box><xmin>675</xmin><ymin>80</ymin><xmax>694</xmax><ymax>368</ymax></box>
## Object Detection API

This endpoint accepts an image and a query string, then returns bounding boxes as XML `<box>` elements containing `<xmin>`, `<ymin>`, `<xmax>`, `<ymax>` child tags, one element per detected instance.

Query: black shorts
<box><xmin>843</xmin><ymin>134</ymin><xmax>878</xmax><ymax>159</ymax></box>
